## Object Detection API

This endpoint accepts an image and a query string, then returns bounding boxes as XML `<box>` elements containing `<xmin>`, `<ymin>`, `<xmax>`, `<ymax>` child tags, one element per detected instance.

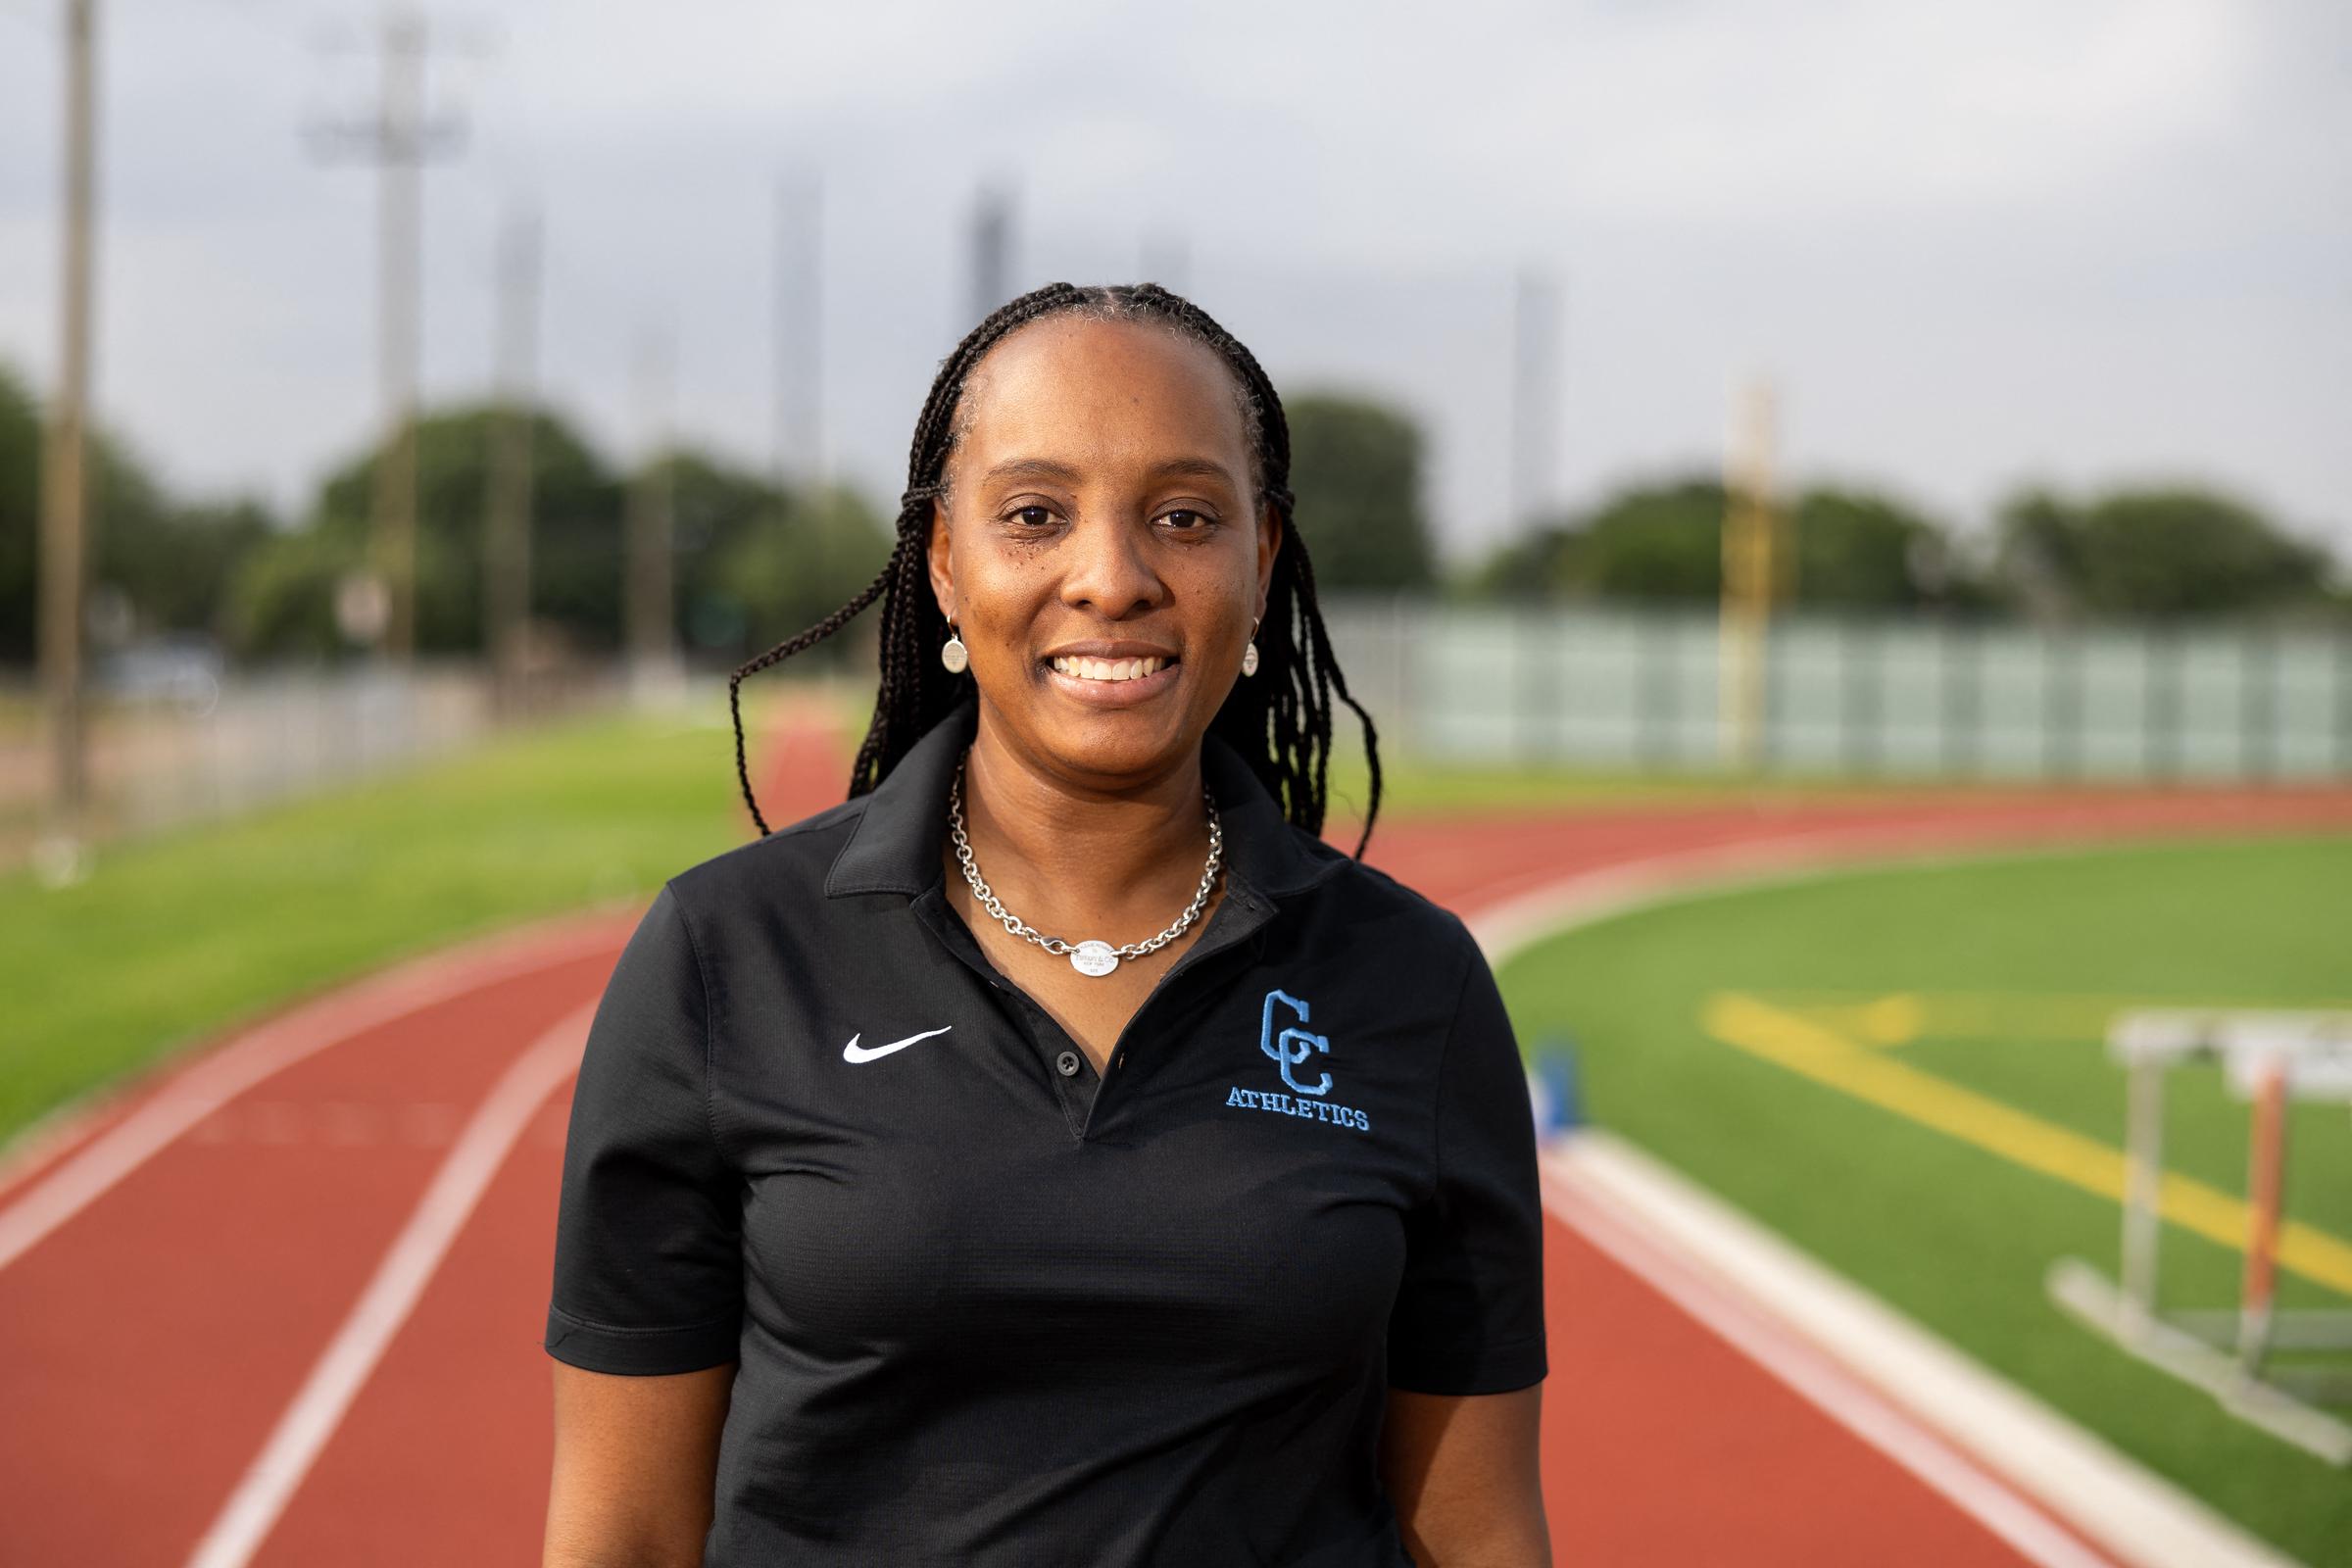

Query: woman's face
<box><xmin>926</xmin><ymin>315</ymin><xmax>1281</xmax><ymax>788</ymax></box>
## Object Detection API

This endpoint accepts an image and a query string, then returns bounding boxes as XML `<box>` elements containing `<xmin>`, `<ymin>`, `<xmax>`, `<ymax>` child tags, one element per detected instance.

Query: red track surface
<box><xmin>5</xmin><ymin>710</ymin><xmax>2347</xmax><ymax>1566</ymax></box>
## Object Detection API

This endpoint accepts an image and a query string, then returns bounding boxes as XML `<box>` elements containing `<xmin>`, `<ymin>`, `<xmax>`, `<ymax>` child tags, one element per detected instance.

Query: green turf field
<box><xmin>1497</xmin><ymin>836</ymin><xmax>2352</xmax><ymax>1562</ymax></box>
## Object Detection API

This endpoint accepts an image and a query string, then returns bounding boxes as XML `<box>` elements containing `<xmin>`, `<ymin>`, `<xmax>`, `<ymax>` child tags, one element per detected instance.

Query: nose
<box><xmin>1057</xmin><ymin>512</ymin><xmax>1169</xmax><ymax>617</ymax></box>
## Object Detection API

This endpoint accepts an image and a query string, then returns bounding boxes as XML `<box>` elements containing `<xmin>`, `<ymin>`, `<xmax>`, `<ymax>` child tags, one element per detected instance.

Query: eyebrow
<box><xmin>978</xmin><ymin>456</ymin><xmax>1241</xmax><ymax>489</ymax></box>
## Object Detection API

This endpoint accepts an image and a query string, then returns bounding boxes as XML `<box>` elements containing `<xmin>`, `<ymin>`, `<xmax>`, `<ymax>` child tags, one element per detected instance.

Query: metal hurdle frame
<box><xmin>2046</xmin><ymin>1007</ymin><xmax>2352</xmax><ymax>1466</ymax></box>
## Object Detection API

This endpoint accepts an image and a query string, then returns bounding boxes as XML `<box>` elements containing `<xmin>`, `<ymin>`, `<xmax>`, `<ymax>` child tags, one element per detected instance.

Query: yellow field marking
<box><xmin>1797</xmin><ymin>993</ymin><xmax>1927</xmax><ymax>1047</ymax></box>
<box><xmin>1700</xmin><ymin>991</ymin><xmax>2352</xmax><ymax>1298</ymax></box>
<box><xmin>1751</xmin><ymin>989</ymin><xmax>2352</xmax><ymax>1049</ymax></box>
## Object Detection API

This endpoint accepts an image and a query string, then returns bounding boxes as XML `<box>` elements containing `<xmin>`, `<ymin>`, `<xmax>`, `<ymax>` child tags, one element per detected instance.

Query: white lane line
<box><xmin>1539</xmin><ymin>1155</ymin><xmax>2123</xmax><ymax>1568</ymax></box>
<box><xmin>1544</xmin><ymin>1134</ymin><xmax>2307</xmax><ymax>1568</ymax></box>
<box><xmin>0</xmin><ymin>911</ymin><xmax>628</xmax><ymax>1273</ymax></box>
<box><xmin>180</xmin><ymin>1003</ymin><xmax>591</xmax><ymax>1568</ymax></box>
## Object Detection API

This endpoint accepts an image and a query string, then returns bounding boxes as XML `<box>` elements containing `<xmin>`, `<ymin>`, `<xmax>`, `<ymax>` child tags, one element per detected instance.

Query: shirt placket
<box><xmin>908</xmin><ymin>874</ymin><xmax>1278</xmax><ymax>1141</ymax></box>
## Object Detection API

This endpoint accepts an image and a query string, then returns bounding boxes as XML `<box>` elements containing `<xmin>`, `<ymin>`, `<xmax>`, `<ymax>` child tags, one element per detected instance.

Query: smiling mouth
<box><xmin>1047</xmin><ymin>654</ymin><xmax>1177</xmax><ymax>684</ymax></box>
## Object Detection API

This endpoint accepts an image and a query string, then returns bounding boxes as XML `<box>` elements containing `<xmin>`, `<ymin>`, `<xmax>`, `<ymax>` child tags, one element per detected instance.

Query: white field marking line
<box><xmin>1466</xmin><ymin>832</ymin><xmax>2321</xmax><ymax>1568</ymax></box>
<box><xmin>180</xmin><ymin>1002</ymin><xmax>593</xmax><ymax>1568</ymax></box>
<box><xmin>1547</xmin><ymin>1134</ymin><xmax>2308</xmax><ymax>1568</ymax></box>
<box><xmin>1537</xmin><ymin>1153</ymin><xmax>2124</xmax><ymax>1568</ymax></box>
<box><xmin>0</xmin><ymin>906</ymin><xmax>632</xmax><ymax>1273</ymax></box>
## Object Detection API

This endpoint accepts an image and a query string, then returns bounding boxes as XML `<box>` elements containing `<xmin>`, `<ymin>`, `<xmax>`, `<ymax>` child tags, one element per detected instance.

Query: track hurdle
<box><xmin>2046</xmin><ymin>1007</ymin><xmax>2352</xmax><ymax>1465</ymax></box>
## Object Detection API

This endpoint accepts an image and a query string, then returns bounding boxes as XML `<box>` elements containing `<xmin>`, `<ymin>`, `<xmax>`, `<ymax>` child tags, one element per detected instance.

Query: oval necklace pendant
<box><xmin>1070</xmin><ymin>940</ymin><xmax>1119</xmax><ymax>978</ymax></box>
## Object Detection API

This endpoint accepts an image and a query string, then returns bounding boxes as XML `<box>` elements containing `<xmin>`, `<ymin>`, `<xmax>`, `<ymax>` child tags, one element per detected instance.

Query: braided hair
<box><xmin>728</xmin><ymin>280</ymin><xmax>1383</xmax><ymax>858</ymax></box>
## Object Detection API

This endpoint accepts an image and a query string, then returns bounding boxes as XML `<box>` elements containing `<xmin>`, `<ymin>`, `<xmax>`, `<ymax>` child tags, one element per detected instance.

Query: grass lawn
<box><xmin>1</xmin><ymin>698</ymin><xmax>763</xmax><ymax>1146</ymax></box>
<box><xmin>1</xmin><ymin>678</ymin><xmax>1892</xmax><ymax>1155</ymax></box>
<box><xmin>1496</xmin><ymin>835</ymin><xmax>2352</xmax><ymax>1562</ymax></box>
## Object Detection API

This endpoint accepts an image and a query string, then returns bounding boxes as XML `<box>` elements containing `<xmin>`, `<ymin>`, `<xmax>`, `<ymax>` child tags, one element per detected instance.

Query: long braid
<box><xmin>728</xmin><ymin>279</ymin><xmax>1384</xmax><ymax>858</ymax></box>
<box><xmin>728</xmin><ymin>542</ymin><xmax>898</xmax><ymax>836</ymax></box>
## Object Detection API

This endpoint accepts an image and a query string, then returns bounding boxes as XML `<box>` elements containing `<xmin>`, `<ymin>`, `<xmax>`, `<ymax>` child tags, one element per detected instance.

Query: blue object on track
<box><xmin>1527</xmin><ymin>1036</ymin><xmax>1583</xmax><ymax>1143</ymax></box>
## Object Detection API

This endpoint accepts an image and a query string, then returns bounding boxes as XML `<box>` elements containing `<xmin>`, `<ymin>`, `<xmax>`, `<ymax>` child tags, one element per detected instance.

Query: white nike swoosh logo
<box><xmin>842</xmin><ymin>1025</ymin><xmax>955</xmax><ymax>1064</ymax></box>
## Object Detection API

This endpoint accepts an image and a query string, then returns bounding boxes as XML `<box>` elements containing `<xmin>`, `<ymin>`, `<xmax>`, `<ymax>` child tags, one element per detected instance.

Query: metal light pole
<box><xmin>968</xmin><ymin>183</ymin><xmax>1013</xmax><ymax>329</ymax></box>
<box><xmin>1719</xmin><ymin>376</ymin><xmax>1786</xmax><ymax>772</ymax></box>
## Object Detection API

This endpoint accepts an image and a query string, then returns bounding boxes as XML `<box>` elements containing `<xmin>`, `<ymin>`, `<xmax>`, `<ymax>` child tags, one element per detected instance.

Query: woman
<box><xmin>543</xmin><ymin>282</ymin><xmax>1550</xmax><ymax>1567</ymax></box>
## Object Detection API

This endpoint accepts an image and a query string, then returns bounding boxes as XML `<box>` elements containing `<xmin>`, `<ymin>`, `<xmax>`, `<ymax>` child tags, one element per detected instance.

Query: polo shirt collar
<box><xmin>822</xmin><ymin>695</ymin><xmax>1337</xmax><ymax>904</ymax></box>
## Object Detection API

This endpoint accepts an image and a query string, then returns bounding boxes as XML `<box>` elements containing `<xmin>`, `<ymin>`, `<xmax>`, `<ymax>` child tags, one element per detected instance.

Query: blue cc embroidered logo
<box><xmin>1221</xmin><ymin>988</ymin><xmax>1370</xmax><ymax>1132</ymax></box>
<box><xmin>1260</xmin><ymin>989</ymin><xmax>1330</xmax><ymax>1096</ymax></box>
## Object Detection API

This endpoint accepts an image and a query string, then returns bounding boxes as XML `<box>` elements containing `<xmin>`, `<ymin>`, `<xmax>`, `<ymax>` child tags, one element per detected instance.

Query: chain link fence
<box><xmin>0</xmin><ymin>659</ymin><xmax>627</xmax><ymax>872</ymax></box>
<box><xmin>1317</xmin><ymin>596</ymin><xmax>2352</xmax><ymax>781</ymax></box>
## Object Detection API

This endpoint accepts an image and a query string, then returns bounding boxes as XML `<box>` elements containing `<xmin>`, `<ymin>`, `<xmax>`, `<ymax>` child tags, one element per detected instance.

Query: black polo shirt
<box><xmin>544</xmin><ymin>695</ymin><xmax>1547</xmax><ymax>1567</ymax></box>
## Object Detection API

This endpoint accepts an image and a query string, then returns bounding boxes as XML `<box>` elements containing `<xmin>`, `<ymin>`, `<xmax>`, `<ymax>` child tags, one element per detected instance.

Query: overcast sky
<box><xmin>1</xmin><ymin>0</ymin><xmax>2346</xmax><ymax>567</ymax></box>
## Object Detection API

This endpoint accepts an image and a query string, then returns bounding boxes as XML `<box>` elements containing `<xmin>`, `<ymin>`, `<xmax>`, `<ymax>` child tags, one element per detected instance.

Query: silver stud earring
<box><xmin>941</xmin><ymin>622</ymin><xmax>968</xmax><ymax>674</ymax></box>
<box><xmin>1241</xmin><ymin>616</ymin><xmax>1260</xmax><ymax>677</ymax></box>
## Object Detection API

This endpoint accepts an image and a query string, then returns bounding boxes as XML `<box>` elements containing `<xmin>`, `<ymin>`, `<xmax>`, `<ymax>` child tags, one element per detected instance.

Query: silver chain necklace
<box><xmin>948</xmin><ymin>754</ymin><xmax>1222</xmax><ymax>978</ymax></box>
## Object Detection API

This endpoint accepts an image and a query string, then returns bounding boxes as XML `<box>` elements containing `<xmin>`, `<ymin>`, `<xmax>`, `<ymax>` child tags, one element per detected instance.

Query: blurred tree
<box><xmin>1462</xmin><ymin>476</ymin><xmax>1726</xmax><ymax>602</ymax></box>
<box><xmin>223</xmin><ymin>407</ymin><xmax>894</xmax><ymax>663</ymax></box>
<box><xmin>0</xmin><ymin>365</ymin><xmax>37</xmax><ymax>664</ymax></box>
<box><xmin>229</xmin><ymin>404</ymin><xmax>621</xmax><ymax>659</ymax></box>
<box><xmin>95</xmin><ymin>479</ymin><xmax>274</xmax><ymax>647</ymax></box>
<box><xmin>1569</xmin><ymin>477</ymin><xmax>1727</xmax><ymax>601</ymax></box>
<box><xmin>222</xmin><ymin>523</ymin><xmax>348</xmax><ymax>660</ymax></box>
<box><xmin>1</xmin><ymin>360</ymin><xmax>278</xmax><ymax>662</ymax></box>
<box><xmin>1284</xmin><ymin>393</ymin><xmax>1437</xmax><ymax>591</ymax></box>
<box><xmin>1791</xmin><ymin>486</ymin><xmax>1986</xmax><ymax>610</ymax></box>
<box><xmin>1992</xmin><ymin>484</ymin><xmax>2338</xmax><ymax>620</ymax></box>
<box><xmin>1462</xmin><ymin>517</ymin><xmax>1577</xmax><ymax>601</ymax></box>
<box><xmin>1465</xmin><ymin>473</ymin><xmax>1992</xmax><ymax>612</ymax></box>
<box><xmin>667</xmin><ymin>453</ymin><xmax>891</xmax><ymax>663</ymax></box>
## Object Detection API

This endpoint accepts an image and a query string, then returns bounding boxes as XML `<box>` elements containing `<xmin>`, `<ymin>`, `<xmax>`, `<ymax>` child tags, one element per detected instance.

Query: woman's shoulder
<box><xmin>1279</xmin><ymin>821</ymin><xmax>1482</xmax><ymax>956</ymax></box>
<box><xmin>662</xmin><ymin>794</ymin><xmax>875</xmax><ymax>915</ymax></box>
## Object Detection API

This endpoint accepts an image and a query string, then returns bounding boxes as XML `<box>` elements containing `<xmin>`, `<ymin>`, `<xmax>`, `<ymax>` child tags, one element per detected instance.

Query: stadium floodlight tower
<box><xmin>2047</xmin><ymin>1006</ymin><xmax>2352</xmax><ymax>1466</ymax></box>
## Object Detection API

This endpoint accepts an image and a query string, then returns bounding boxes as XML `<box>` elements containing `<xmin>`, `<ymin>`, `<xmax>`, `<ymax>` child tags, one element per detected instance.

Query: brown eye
<box><xmin>1006</xmin><ymin>505</ymin><xmax>1054</xmax><ymax>529</ymax></box>
<box><xmin>1160</xmin><ymin>510</ymin><xmax>1211</xmax><ymax>531</ymax></box>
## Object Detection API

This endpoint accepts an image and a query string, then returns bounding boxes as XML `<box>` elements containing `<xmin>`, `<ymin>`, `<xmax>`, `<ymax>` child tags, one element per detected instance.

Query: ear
<box><xmin>1254</xmin><ymin>497</ymin><xmax>1283</xmax><ymax>618</ymax></box>
<box><xmin>924</xmin><ymin>499</ymin><xmax>955</xmax><ymax>622</ymax></box>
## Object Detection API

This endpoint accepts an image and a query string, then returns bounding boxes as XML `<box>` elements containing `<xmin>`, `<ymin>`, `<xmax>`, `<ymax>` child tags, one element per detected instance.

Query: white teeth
<box><xmin>1052</xmin><ymin>655</ymin><xmax>1169</xmax><ymax>682</ymax></box>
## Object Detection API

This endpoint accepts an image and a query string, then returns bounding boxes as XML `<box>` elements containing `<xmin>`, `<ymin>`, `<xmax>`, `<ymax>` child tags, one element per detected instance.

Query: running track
<box><xmin>5</xmin><ymin>711</ymin><xmax>2349</xmax><ymax>1567</ymax></box>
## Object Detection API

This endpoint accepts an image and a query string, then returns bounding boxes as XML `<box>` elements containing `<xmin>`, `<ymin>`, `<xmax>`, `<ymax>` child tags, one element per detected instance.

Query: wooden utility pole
<box><xmin>483</xmin><ymin>202</ymin><xmax>539</xmax><ymax>710</ymax></box>
<box><xmin>310</xmin><ymin>8</ymin><xmax>465</xmax><ymax>663</ymax></box>
<box><xmin>374</xmin><ymin>12</ymin><xmax>423</xmax><ymax>662</ymax></box>
<box><xmin>1719</xmin><ymin>376</ymin><xmax>1787</xmax><ymax>771</ymax></box>
<box><xmin>626</xmin><ymin>331</ymin><xmax>678</xmax><ymax>695</ymax></box>
<box><xmin>773</xmin><ymin>171</ymin><xmax>822</xmax><ymax>489</ymax></box>
<box><xmin>37</xmin><ymin>0</ymin><xmax>99</xmax><ymax>883</ymax></box>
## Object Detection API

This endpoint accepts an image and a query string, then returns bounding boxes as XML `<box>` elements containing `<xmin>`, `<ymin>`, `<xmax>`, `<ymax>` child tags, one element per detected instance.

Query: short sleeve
<box><xmin>543</xmin><ymin>882</ymin><xmax>744</xmax><ymax>1374</ymax></box>
<box><xmin>1385</xmin><ymin>924</ymin><xmax>1548</xmax><ymax>1395</ymax></box>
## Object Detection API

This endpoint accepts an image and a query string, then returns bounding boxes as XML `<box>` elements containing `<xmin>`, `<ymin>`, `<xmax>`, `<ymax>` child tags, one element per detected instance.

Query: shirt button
<box><xmin>1055</xmin><ymin>1050</ymin><xmax>1082</xmax><ymax>1078</ymax></box>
